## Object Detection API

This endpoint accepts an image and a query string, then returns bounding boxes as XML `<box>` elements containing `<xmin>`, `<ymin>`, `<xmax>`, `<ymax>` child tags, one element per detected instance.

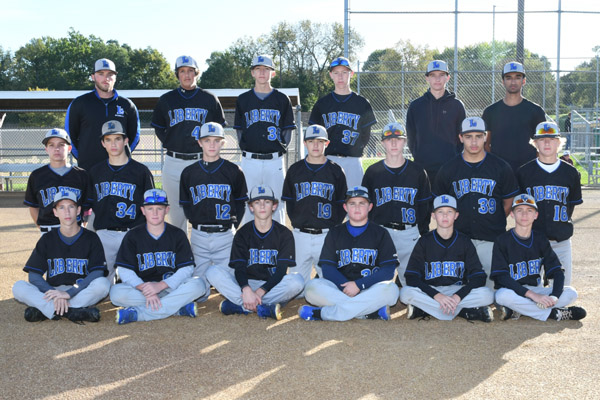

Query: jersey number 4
<box><xmin>341</xmin><ymin>130</ymin><xmax>359</xmax><ymax>146</ymax></box>
<box><xmin>116</xmin><ymin>203</ymin><xmax>136</xmax><ymax>219</ymax></box>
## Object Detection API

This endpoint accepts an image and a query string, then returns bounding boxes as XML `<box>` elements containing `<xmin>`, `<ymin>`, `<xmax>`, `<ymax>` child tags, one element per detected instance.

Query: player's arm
<box><xmin>232</xmin><ymin>168</ymin><xmax>248</xmax><ymax>228</ymax></box>
<box><xmin>502</xmin><ymin>197</ymin><xmax>514</xmax><ymax>217</ymax></box>
<box><xmin>126</xmin><ymin>102</ymin><xmax>141</xmax><ymax>152</ymax></box>
<box><xmin>64</xmin><ymin>100</ymin><xmax>81</xmax><ymax>158</ymax></box>
<box><xmin>261</xmin><ymin>229</ymin><xmax>295</xmax><ymax>293</ymax></box>
<box><xmin>354</xmin><ymin>231</ymin><xmax>398</xmax><ymax>290</ymax></box>
<box><xmin>28</xmin><ymin>271</ymin><xmax>54</xmax><ymax>293</ymax></box>
<box><xmin>233</xmin><ymin>98</ymin><xmax>245</xmax><ymax>144</ymax></box>
<box><xmin>490</xmin><ymin>240</ymin><xmax>528</xmax><ymax>296</ymax></box>
<box><xmin>281</xmin><ymin>174</ymin><xmax>296</xmax><ymax>218</ymax></box>
<box><xmin>416</xmin><ymin>170</ymin><xmax>433</xmax><ymax>235</ymax></box>
<box><xmin>454</xmin><ymin>238</ymin><xmax>487</xmax><ymax>300</ymax></box>
<box><xmin>28</xmin><ymin>207</ymin><xmax>39</xmax><ymax>226</ymax></box>
<box><xmin>150</xmin><ymin>99</ymin><xmax>168</xmax><ymax>144</ymax></box>
<box><xmin>63</xmin><ymin>269</ymin><xmax>105</xmax><ymax>298</ymax></box>
<box><xmin>179</xmin><ymin>173</ymin><xmax>192</xmax><ymax>220</ymax></box>
<box><xmin>318</xmin><ymin>231</ymin><xmax>349</xmax><ymax>290</ymax></box>
<box><xmin>404</xmin><ymin>239</ymin><xmax>441</xmax><ymax>298</ymax></box>
<box><xmin>405</xmin><ymin>103</ymin><xmax>416</xmax><ymax>154</ymax></box>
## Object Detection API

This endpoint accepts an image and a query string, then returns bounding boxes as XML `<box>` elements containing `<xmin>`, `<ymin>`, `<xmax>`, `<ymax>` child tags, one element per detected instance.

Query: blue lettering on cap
<box><xmin>433</xmin><ymin>61</ymin><xmax>440</xmax><ymax>68</ymax></box>
<box><xmin>258</xmin><ymin>56</ymin><xmax>264</xmax><ymax>62</ymax></box>
<box><xmin>544</xmin><ymin>123</ymin><xmax>549</xmax><ymax>131</ymax></box>
<box><xmin>108</xmin><ymin>122</ymin><xmax>115</xmax><ymax>130</ymax></box>
<box><xmin>103</xmin><ymin>60</ymin><xmax>109</xmax><ymax>68</ymax></box>
<box><xmin>258</xmin><ymin>187</ymin><xmax>266</xmax><ymax>194</ymax></box>
<box><xmin>183</xmin><ymin>56</ymin><xmax>189</xmax><ymax>63</ymax></box>
<box><xmin>51</xmin><ymin>129</ymin><xmax>59</xmax><ymax>136</ymax></box>
<box><xmin>208</xmin><ymin>124</ymin><xmax>216</xmax><ymax>133</ymax></box>
<box><xmin>442</xmin><ymin>195</ymin><xmax>449</xmax><ymax>204</ymax></box>
<box><xmin>313</xmin><ymin>126</ymin><xmax>320</xmax><ymax>133</ymax></box>
<box><xmin>511</xmin><ymin>63</ymin><xmax>517</xmax><ymax>70</ymax></box>
<box><xmin>469</xmin><ymin>119</ymin><xmax>477</xmax><ymax>127</ymax></box>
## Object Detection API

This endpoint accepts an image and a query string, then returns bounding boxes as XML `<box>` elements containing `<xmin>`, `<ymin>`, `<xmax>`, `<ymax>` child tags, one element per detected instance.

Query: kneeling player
<box><xmin>299</xmin><ymin>186</ymin><xmax>400</xmax><ymax>321</ymax></box>
<box><xmin>491</xmin><ymin>194</ymin><xmax>585</xmax><ymax>321</ymax></box>
<box><xmin>400</xmin><ymin>195</ymin><xmax>494</xmax><ymax>322</ymax></box>
<box><xmin>206</xmin><ymin>185</ymin><xmax>304</xmax><ymax>320</ymax></box>
<box><xmin>110</xmin><ymin>189</ymin><xmax>208</xmax><ymax>324</ymax></box>
<box><xmin>13</xmin><ymin>192</ymin><xmax>110</xmax><ymax>322</ymax></box>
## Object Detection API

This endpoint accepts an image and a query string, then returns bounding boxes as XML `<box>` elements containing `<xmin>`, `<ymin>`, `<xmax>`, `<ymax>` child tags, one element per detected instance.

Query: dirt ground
<box><xmin>0</xmin><ymin>190</ymin><xmax>598</xmax><ymax>400</ymax></box>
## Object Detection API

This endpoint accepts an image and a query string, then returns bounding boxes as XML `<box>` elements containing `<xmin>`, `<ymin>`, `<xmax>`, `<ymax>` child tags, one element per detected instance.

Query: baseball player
<box><xmin>65</xmin><ymin>58</ymin><xmax>140</xmax><ymax>171</ymax></box>
<box><xmin>400</xmin><ymin>195</ymin><xmax>494</xmax><ymax>322</ymax></box>
<box><xmin>179</xmin><ymin>122</ymin><xmax>248</xmax><ymax>282</ymax></box>
<box><xmin>24</xmin><ymin>128</ymin><xmax>90</xmax><ymax>235</ymax></box>
<box><xmin>152</xmin><ymin>55</ymin><xmax>226</xmax><ymax>232</ymax></box>
<box><xmin>516</xmin><ymin>122</ymin><xmax>583</xmax><ymax>286</ymax></box>
<box><xmin>299</xmin><ymin>186</ymin><xmax>400</xmax><ymax>321</ymax></box>
<box><xmin>110</xmin><ymin>189</ymin><xmax>207</xmax><ymax>324</ymax></box>
<box><xmin>205</xmin><ymin>185</ymin><xmax>304</xmax><ymax>320</ymax></box>
<box><xmin>234</xmin><ymin>55</ymin><xmax>295</xmax><ymax>224</ymax></box>
<box><xmin>13</xmin><ymin>191</ymin><xmax>110</xmax><ymax>322</ymax></box>
<box><xmin>491</xmin><ymin>194</ymin><xmax>586</xmax><ymax>321</ymax></box>
<box><xmin>309</xmin><ymin>57</ymin><xmax>377</xmax><ymax>189</ymax></box>
<box><xmin>482</xmin><ymin>61</ymin><xmax>546</xmax><ymax>172</ymax></box>
<box><xmin>88</xmin><ymin>120</ymin><xmax>155</xmax><ymax>284</ymax></box>
<box><xmin>362</xmin><ymin>122</ymin><xmax>432</xmax><ymax>286</ymax></box>
<box><xmin>281</xmin><ymin>124</ymin><xmax>347</xmax><ymax>285</ymax></box>
<box><xmin>406</xmin><ymin>60</ymin><xmax>466</xmax><ymax>183</ymax></box>
<box><xmin>433</xmin><ymin>117</ymin><xmax>519</xmax><ymax>288</ymax></box>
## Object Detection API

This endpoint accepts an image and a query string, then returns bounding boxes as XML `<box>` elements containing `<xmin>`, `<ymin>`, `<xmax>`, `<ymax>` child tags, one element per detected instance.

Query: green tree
<box><xmin>561</xmin><ymin>51</ymin><xmax>600</xmax><ymax>110</ymax></box>
<box><xmin>0</xmin><ymin>46</ymin><xmax>15</xmax><ymax>90</ymax></box>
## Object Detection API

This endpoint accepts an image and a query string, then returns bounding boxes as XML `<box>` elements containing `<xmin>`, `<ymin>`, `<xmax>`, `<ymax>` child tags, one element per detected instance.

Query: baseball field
<box><xmin>1</xmin><ymin>190</ymin><xmax>598</xmax><ymax>399</ymax></box>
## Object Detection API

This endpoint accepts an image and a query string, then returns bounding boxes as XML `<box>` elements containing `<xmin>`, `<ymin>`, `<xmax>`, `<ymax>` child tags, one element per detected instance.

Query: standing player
<box><xmin>433</xmin><ymin>117</ymin><xmax>519</xmax><ymax>288</ymax></box>
<box><xmin>65</xmin><ymin>58</ymin><xmax>140</xmax><ymax>171</ymax></box>
<box><xmin>401</xmin><ymin>195</ymin><xmax>494</xmax><ymax>322</ymax></box>
<box><xmin>362</xmin><ymin>122</ymin><xmax>432</xmax><ymax>286</ymax></box>
<box><xmin>13</xmin><ymin>192</ymin><xmax>110</xmax><ymax>322</ymax></box>
<box><xmin>299</xmin><ymin>186</ymin><xmax>400</xmax><ymax>322</ymax></box>
<box><xmin>152</xmin><ymin>55</ymin><xmax>226</xmax><ymax>231</ymax></box>
<box><xmin>234</xmin><ymin>55</ymin><xmax>295</xmax><ymax>224</ymax></box>
<box><xmin>24</xmin><ymin>128</ymin><xmax>90</xmax><ymax>235</ymax></box>
<box><xmin>309</xmin><ymin>57</ymin><xmax>377</xmax><ymax>189</ymax></box>
<box><xmin>483</xmin><ymin>62</ymin><xmax>546</xmax><ymax>172</ymax></box>
<box><xmin>88</xmin><ymin>120</ymin><xmax>155</xmax><ymax>284</ymax></box>
<box><xmin>491</xmin><ymin>194</ymin><xmax>586</xmax><ymax>321</ymax></box>
<box><xmin>110</xmin><ymin>189</ymin><xmax>207</xmax><ymax>324</ymax></box>
<box><xmin>406</xmin><ymin>60</ymin><xmax>466</xmax><ymax>183</ymax></box>
<box><xmin>516</xmin><ymin>122</ymin><xmax>583</xmax><ymax>286</ymax></box>
<box><xmin>179</xmin><ymin>122</ymin><xmax>248</xmax><ymax>282</ymax></box>
<box><xmin>206</xmin><ymin>185</ymin><xmax>304</xmax><ymax>320</ymax></box>
<box><xmin>282</xmin><ymin>124</ymin><xmax>347</xmax><ymax>284</ymax></box>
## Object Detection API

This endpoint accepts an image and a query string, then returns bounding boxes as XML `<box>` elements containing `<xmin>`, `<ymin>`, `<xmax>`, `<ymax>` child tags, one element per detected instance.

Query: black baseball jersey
<box><xmin>179</xmin><ymin>158</ymin><xmax>248</xmax><ymax>228</ymax></box>
<box><xmin>405</xmin><ymin>230</ymin><xmax>486</xmax><ymax>299</ymax></box>
<box><xmin>151</xmin><ymin>87</ymin><xmax>226</xmax><ymax>153</ymax></box>
<box><xmin>491</xmin><ymin>229</ymin><xmax>564</xmax><ymax>296</ymax></box>
<box><xmin>362</xmin><ymin>159</ymin><xmax>432</xmax><ymax>231</ymax></box>
<box><xmin>233</xmin><ymin>89</ymin><xmax>295</xmax><ymax>153</ymax></box>
<box><xmin>433</xmin><ymin>153</ymin><xmax>519</xmax><ymax>241</ymax></box>
<box><xmin>517</xmin><ymin>159</ymin><xmax>583</xmax><ymax>242</ymax></box>
<box><xmin>23</xmin><ymin>228</ymin><xmax>107</xmax><ymax>287</ymax></box>
<box><xmin>115</xmin><ymin>223</ymin><xmax>195</xmax><ymax>282</ymax></box>
<box><xmin>309</xmin><ymin>92</ymin><xmax>377</xmax><ymax>157</ymax></box>
<box><xmin>24</xmin><ymin>165</ymin><xmax>91</xmax><ymax>226</ymax></box>
<box><xmin>319</xmin><ymin>222</ymin><xmax>399</xmax><ymax>290</ymax></box>
<box><xmin>88</xmin><ymin>159</ymin><xmax>155</xmax><ymax>230</ymax></box>
<box><xmin>282</xmin><ymin>159</ymin><xmax>347</xmax><ymax>229</ymax></box>
<box><xmin>229</xmin><ymin>221</ymin><xmax>296</xmax><ymax>292</ymax></box>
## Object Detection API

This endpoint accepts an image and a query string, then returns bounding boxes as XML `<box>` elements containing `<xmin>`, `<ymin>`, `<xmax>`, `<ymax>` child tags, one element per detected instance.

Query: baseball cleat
<box><xmin>298</xmin><ymin>305</ymin><xmax>322</xmax><ymax>321</ymax></box>
<box><xmin>406</xmin><ymin>304</ymin><xmax>429</xmax><ymax>320</ymax></box>
<box><xmin>500</xmin><ymin>306</ymin><xmax>521</xmax><ymax>321</ymax></box>
<box><xmin>66</xmin><ymin>307</ymin><xmax>101</xmax><ymax>323</ymax></box>
<box><xmin>365</xmin><ymin>305</ymin><xmax>391</xmax><ymax>321</ymax></box>
<box><xmin>24</xmin><ymin>307</ymin><xmax>48</xmax><ymax>322</ymax></box>
<box><xmin>257</xmin><ymin>303</ymin><xmax>282</xmax><ymax>320</ymax></box>
<box><xmin>116</xmin><ymin>307</ymin><xmax>138</xmax><ymax>324</ymax></box>
<box><xmin>458</xmin><ymin>306</ymin><xmax>493</xmax><ymax>323</ymax></box>
<box><xmin>549</xmin><ymin>306</ymin><xmax>587</xmax><ymax>321</ymax></box>
<box><xmin>219</xmin><ymin>299</ymin><xmax>248</xmax><ymax>316</ymax></box>
<box><xmin>178</xmin><ymin>302</ymin><xmax>198</xmax><ymax>318</ymax></box>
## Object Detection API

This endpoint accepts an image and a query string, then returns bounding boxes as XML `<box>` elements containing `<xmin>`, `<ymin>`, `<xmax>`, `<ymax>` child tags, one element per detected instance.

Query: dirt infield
<box><xmin>1</xmin><ymin>190</ymin><xmax>598</xmax><ymax>399</ymax></box>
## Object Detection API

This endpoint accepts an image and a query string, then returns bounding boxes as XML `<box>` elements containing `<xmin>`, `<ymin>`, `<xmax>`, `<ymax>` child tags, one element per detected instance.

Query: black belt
<box><xmin>192</xmin><ymin>224</ymin><xmax>229</xmax><ymax>233</ymax></box>
<box><xmin>329</xmin><ymin>154</ymin><xmax>348</xmax><ymax>158</ymax></box>
<box><xmin>299</xmin><ymin>227</ymin><xmax>325</xmax><ymax>235</ymax></box>
<box><xmin>167</xmin><ymin>151</ymin><xmax>201</xmax><ymax>160</ymax></box>
<box><xmin>242</xmin><ymin>151</ymin><xmax>283</xmax><ymax>160</ymax></box>
<box><xmin>383</xmin><ymin>222</ymin><xmax>416</xmax><ymax>231</ymax></box>
<box><xmin>106</xmin><ymin>227</ymin><xmax>129</xmax><ymax>232</ymax></box>
<box><xmin>40</xmin><ymin>226</ymin><xmax>59</xmax><ymax>233</ymax></box>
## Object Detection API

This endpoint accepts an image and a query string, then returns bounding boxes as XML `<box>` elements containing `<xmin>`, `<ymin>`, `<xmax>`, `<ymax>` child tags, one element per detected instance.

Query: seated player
<box><xmin>282</xmin><ymin>124</ymin><xmax>347</xmax><ymax>284</ymax></box>
<box><xmin>110</xmin><ymin>189</ymin><xmax>208</xmax><ymax>324</ymax></box>
<box><xmin>24</xmin><ymin>128</ymin><xmax>90</xmax><ymax>236</ymax></box>
<box><xmin>400</xmin><ymin>195</ymin><xmax>494</xmax><ymax>322</ymax></box>
<box><xmin>180</xmin><ymin>122</ymin><xmax>247</xmax><ymax>283</ymax></box>
<box><xmin>206</xmin><ymin>185</ymin><xmax>304</xmax><ymax>320</ymax></box>
<box><xmin>299</xmin><ymin>186</ymin><xmax>400</xmax><ymax>321</ymax></box>
<box><xmin>491</xmin><ymin>194</ymin><xmax>586</xmax><ymax>321</ymax></box>
<box><xmin>13</xmin><ymin>191</ymin><xmax>110</xmax><ymax>322</ymax></box>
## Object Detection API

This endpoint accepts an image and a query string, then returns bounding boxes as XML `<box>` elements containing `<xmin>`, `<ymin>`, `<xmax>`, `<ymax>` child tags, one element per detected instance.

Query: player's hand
<box><xmin>255</xmin><ymin>288</ymin><xmax>266</xmax><ymax>300</ymax></box>
<box><xmin>341</xmin><ymin>281</ymin><xmax>360</xmax><ymax>297</ymax></box>
<box><xmin>140</xmin><ymin>282</ymin><xmax>167</xmax><ymax>297</ymax></box>
<box><xmin>145</xmin><ymin>294</ymin><xmax>162</xmax><ymax>311</ymax></box>
<box><xmin>526</xmin><ymin>291</ymin><xmax>557</xmax><ymax>309</ymax></box>
<box><xmin>242</xmin><ymin>287</ymin><xmax>260</xmax><ymax>312</ymax></box>
<box><xmin>44</xmin><ymin>289</ymin><xmax>71</xmax><ymax>301</ymax></box>
<box><xmin>53</xmin><ymin>297</ymin><xmax>70</xmax><ymax>316</ymax></box>
<box><xmin>434</xmin><ymin>293</ymin><xmax>460</xmax><ymax>315</ymax></box>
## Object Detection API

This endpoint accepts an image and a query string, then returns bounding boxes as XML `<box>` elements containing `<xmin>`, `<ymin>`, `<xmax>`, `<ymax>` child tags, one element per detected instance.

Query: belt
<box><xmin>106</xmin><ymin>227</ymin><xmax>129</xmax><ymax>232</ymax></box>
<box><xmin>192</xmin><ymin>224</ymin><xmax>230</xmax><ymax>233</ymax></box>
<box><xmin>298</xmin><ymin>227</ymin><xmax>328</xmax><ymax>235</ymax></box>
<box><xmin>167</xmin><ymin>151</ymin><xmax>202</xmax><ymax>160</ymax></box>
<box><xmin>40</xmin><ymin>225</ymin><xmax>60</xmax><ymax>232</ymax></box>
<box><xmin>383</xmin><ymin>222</ymin><xmax>416</xmax><ymax>231</ymax></box>
<box><xmin>242</xmin><ymin>151</ymin><xmax>283</xmax><ymax>160</ymax></box>
<box><xmin>329</xmin><ymin>154</ymin><xmax>349</xmax><ymax>158</ymax></box>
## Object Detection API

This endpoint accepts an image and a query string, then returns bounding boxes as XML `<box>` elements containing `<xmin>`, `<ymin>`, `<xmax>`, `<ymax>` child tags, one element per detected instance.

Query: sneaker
<box><xmin>257</xmin><ymin>303</ymin><xmax>282</xmax><ymax>320</ymax></box>
<box><xmin>365</xmin><ymin>305</ymin><xmax>391</xmax><ymax>321</ymax></box>
<box><xmin>550</xmin><ymin>306</ymin><xmax>587</xmax><ymax>321</ymax></box>
<box><xmin>66</xmin><ymin>307</ymin><xmax>101</xmax><ymax>323</ymax></box>
<box><xmin>298</xmin><ymin>305</ymin><xmax>322</xmax><ymax>321</ymax></box>
<box><xmin>219</xmin><ymin>299</ymin><xmax>248</xmax><ymax>316</ymax></box>
<box><xmin>406</xmin><ymin>304</ymin><xmax>429</xmax><ymax>320</ymax></box>
<box><xmin>178</xmin><ymin>302</ymin><xmax>198</xmax><ymax>318</ymax></box>
<box><xmin>24</xmin><ymin>307</ymin><xmax>48</xmax><ymax>322</ymax></box>
<box><xmin>459</xmin><ymin>306</ymin><xmax>493</xmax><ymax>323</ymax></box>
<box><xmin>116</xmin><ymin>307</ymin><xmax>138</xmax><ymax>324</ymax></box>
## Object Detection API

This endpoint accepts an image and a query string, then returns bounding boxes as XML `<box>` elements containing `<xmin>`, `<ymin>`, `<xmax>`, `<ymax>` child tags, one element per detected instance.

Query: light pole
<box><xmin>277</xmin><ymin>41</ymin><xmax>287</xmax><ymax>88</ymax></box>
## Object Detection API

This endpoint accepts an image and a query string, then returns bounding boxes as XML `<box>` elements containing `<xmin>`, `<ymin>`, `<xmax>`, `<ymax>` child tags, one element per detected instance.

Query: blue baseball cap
<box><xmin>143</xmin><ymin>189</ymin><xmax>169</xmax><ymax>206</ymax></box>
<box><xmin>433</xmin><ymin>195</ymin><xmax>457</xmax><ymax>210</ymax></box>
<box><xmin>461</xmin><ymin>117</ymin><xmax>486</xmax><ymax>134</ymax></box>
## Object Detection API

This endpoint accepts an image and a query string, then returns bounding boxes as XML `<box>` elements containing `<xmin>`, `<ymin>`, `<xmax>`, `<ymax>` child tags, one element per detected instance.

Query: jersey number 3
<box><xmin>341</xmin><ymin>130</ymin><xmax>359</xmax><ymax>145</ymax></box>
<box><xmin>116</xmin><ymin>203</ymin><xmax>136</xmax><ymax>219</ymax></box>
